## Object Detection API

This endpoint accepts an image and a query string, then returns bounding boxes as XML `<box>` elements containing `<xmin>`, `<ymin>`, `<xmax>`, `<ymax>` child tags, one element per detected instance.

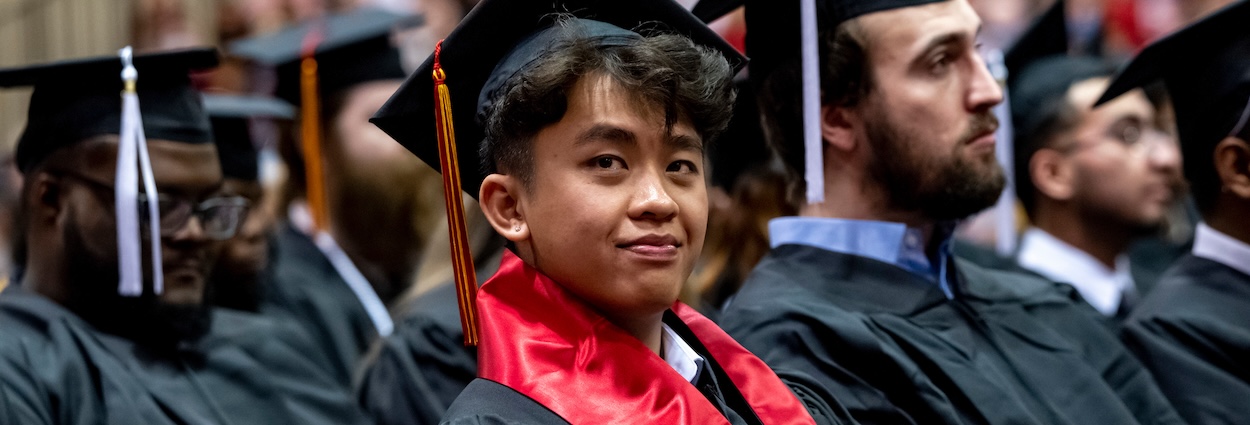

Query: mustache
<box><xmin>960</xmin><ymin>112</ymin><xmax>1000</xmax><ymax>144</ymax></box>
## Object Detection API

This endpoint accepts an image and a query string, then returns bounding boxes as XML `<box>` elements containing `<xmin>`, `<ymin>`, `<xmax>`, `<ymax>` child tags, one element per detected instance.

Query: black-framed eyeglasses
<box><xmin>54</xmin><ymin>171</ymin><xmax>251</xmax><ymax>241</ymax></box>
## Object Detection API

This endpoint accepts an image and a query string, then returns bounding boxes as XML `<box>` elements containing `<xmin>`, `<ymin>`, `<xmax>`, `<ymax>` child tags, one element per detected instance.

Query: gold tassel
<box><xmin>300</xmin><ymin>29</ymin><xmax>330</xmax><ymax>231</ymax></box>
<box><xmin>432</xmin><ymin>40</ymin><xmax>480</xmax><ymax>346</ymax></box>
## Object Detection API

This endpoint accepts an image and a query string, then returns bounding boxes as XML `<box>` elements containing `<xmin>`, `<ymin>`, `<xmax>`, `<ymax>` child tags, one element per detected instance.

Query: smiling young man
<box><xmin>693</xmin><ymin>0</ymin><xmax>1183</xmax><ymax>423</ymax></box>
<box><xmin>0</xmin><ymin>49</ymin><xmax>367</xmax><ymax>425</ymax></box>
<box><xmin>370</xmin><ymin>1</ymin><xmax>829</xmax><ymax>424</ymax></box>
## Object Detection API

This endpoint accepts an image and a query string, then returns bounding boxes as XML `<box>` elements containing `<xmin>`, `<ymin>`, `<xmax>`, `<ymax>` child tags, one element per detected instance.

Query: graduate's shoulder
<box><xmin>441</xmin><ymin>379</ymin><xmax>569</xmax><ymax>425</ymax></box>
<box><xmin>727</xmin><ymin>245</ymin><xmax>856</xmax><ymax>314</ymax></box>
<box><xmin>955</xmin><ymin>256</ymin><xmax>1084</xmax><ymax>307</ymax></box>
<box><xmin>1129</xmin><ymin>255</ymin><xmax>1250</xmax><ymax>324</ymax></box>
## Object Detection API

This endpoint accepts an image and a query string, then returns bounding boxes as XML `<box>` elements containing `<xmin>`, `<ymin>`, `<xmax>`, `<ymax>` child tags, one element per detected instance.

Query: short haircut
<box><xmin>756</xmin><ymin>19</ymin><xmax>873</xmax><ymax>205</ymax></box>
<box><xmin>480</xmin><ymin>18</ymin><xmax>736</xmax><ymax>188</ymax></box>
<box><xmin>1012</xmin><ymin>92</ymin><xmax>1086</xmax><ymax>217</ymax></box>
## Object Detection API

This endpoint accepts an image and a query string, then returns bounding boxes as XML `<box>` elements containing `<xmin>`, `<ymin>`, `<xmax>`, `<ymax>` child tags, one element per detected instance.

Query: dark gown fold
<box><xmin>0</xmin><ymin>286</ymin><xmax>369</xmax><ymax>425</ymax></box>
<box><xmin>356</xmin><ymin>282</ymin><xmax>477</xmax><ymax>425</ymax></box>
<box><xmin>264</xmin><ymin>223</ymin><xmax>378</xmax><ymax>386</ymax></box>
<box><xmin>720</xmin><ymin>244</ymin><xmax>1183</xmax><ymax>425</ymax></box>
<box><xmin>1122</xmin><ymin>255</ymin><xmax>1250</xmax><ymax>424</ymax></box>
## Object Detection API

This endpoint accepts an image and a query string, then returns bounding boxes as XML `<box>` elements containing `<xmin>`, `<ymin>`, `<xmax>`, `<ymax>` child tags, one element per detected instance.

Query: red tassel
<box><xmin>432</xmin><ymin>40</ymin><xmax>480</xmax><ymax>346</ymax></box>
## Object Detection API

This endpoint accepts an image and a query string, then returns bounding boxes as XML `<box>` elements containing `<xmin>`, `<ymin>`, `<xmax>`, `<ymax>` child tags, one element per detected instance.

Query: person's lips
<box><xmin>617</xmin><ymin>234</ymin><xmax>681</xmax><ymax>260</ymax></box>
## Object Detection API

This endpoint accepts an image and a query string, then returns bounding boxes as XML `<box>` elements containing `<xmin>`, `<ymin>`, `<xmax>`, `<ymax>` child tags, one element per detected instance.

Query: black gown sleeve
<box><xmin>440</xmin><ymin>379</ymin><xmax>569</xmax><ymax>425</ymax></box>
<box><xmin>356</xmin><ymin>283</ymin><xmax>478</xmax><ymax>425</ymax></box>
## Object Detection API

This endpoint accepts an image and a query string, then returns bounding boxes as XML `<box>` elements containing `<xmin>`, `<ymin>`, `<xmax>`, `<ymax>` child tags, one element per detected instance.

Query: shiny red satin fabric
<box><xmin>477</xmin><ymin>251</ymin><xmax>816</xmax><ymax>425</ymax></box>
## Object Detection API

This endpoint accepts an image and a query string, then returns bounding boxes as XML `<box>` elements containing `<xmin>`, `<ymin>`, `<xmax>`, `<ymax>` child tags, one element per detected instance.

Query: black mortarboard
<box><xmin>230</xmin><ymin>7</ymin><xmax>421</xmax><ymax>103</ymax></box>
<box><xmin>1003</xmin><ymin>0</ymin><xmax>1113</xmax><ymax>146</ymax></box>
<box><xmin>709</xmin><ymin>79</ymin><xmax>769</xmax><ymax>190</ymax></box>
<box><xmin>693</xmin><ymin>0</ymin><xmax>946</xmax><ymax>87</ymax></box>
<box><xmin>0</xmin><ymin>48</ymin><xmax>218</xmax><ymax>173</ymax></box>
<box><xmin>1096</xmin><ymin>0</ymin><xmax>1250</xmax><ymax>157</ymax></box>
<box><xmin>1003</xmin><ymin>0</ymin><xmax>1069</xmax><ymax>89</ymax></box>
<box><xmin>203</xmin><ymin>94</ymin><xmax>295</xmax><ymax>181</ymax></box>
<box><xmin>371</xmin><ymin>0</ymin><xmax>746</xmax><ymax>197</ymax></box>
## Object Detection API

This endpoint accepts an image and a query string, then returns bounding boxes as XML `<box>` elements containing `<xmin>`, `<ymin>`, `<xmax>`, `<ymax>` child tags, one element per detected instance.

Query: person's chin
<box><xmin>160</xmin><ymin>271</ymin><xmax>206</xmax><ymax>305</ymax></box>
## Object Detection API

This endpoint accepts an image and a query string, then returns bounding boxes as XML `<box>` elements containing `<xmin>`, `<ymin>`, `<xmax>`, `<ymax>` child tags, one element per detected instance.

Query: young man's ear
<box><xmin>478</xmin><ymin>174</ymin><xmax>529</xmax><ymax>243</ymax></box>
<box><xmin>28</xmin><ymin>172</ymin><xmax>65</xmax><ymax>222</ymax></box>
<box><xmin>1030</xmin><ymin>148</ymin><xmax>1077</xmax><ymax>202</ymax></box>
<box><xmin>820</xmin><ymin>103</ymin><xmax>857</xmax><ymax>153</ymax></box>
<box><xmin>1214</xmin><ymin>136</ymin><xmax>1250</xmax><ymax>199</ymax></box>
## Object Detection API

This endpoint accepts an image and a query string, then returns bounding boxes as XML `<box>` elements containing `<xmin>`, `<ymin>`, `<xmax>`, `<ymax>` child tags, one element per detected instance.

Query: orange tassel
<box><xmin>432</xmin><ymin>40</ymin><xmax>480</xmax><ymax>346</ymax></box>
<box><xmin>300</xmin><ymin>27</ymin><xmax>330</xmax><ymax>231</ymax></box>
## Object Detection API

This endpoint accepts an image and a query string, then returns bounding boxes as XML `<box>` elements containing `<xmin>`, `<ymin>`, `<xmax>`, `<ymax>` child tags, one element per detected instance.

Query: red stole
<box><xmin>476</xmin><ymin>251</ymin><xmax>815</xmax><ymax>425</ymax></box>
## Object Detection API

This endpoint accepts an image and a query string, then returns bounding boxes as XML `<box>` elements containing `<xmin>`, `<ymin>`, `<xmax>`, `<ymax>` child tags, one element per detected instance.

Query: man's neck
<box><xmin>1206</xmin><ymin>206</ymin><xmax>1250</xmax><ymax>247</ymax></box>
<box><xmin>1033</xmin><ymin>209</ymin><xmax>1132</xmax><ymax>269</ymax></box>
<box><xmin>608</xmin><ymin>312</ymin><xmax>665</xmax><ymax>356</ymax></box>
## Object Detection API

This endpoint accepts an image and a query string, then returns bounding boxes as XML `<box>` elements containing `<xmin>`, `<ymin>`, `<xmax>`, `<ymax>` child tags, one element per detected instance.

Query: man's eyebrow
<box><xmin>576</xmin><ymin>124</ymin><xmax>637</xmax><ymax>147</ymax></box>
<box><xmin>918</xmin><ymin>31</ymin><xmax>970</xmax><ymax>55</ymax></box>
<box><xmin>667</xmin><ymin>134</ymin><xmax>704</xmax><ymax>153</ymax></box>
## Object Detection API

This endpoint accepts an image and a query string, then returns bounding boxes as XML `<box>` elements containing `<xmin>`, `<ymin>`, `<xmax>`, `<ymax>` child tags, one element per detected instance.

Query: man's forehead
<box><xmin>855</xmin><ymin>0</ymin><xmax>980</xmax><ymax>53</ymax></box>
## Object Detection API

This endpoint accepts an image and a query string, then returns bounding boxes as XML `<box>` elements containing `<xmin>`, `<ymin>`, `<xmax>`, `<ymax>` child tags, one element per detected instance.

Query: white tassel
<box><xmin>800</xmin><ymin>0</ymin><xmax>823</xmax><ymax>205</ymax></box>
<box><xmin>115</xmin><ymin>46</ymin><xmax>164</xmax><ymax>297</ymax></box>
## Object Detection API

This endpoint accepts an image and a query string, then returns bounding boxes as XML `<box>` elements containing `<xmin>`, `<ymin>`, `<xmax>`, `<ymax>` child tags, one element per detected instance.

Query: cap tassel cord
<box><xmin>800</xmin><ymin>0</ymin><xmax>824</xmax><ymax>205</ymax></box>
<box><xmin>116</xmin><ymin>46</ymin><xmax>164</xmax><ymax>297</ymax></box>
<box><xmin>300</xmin><ymin>26</ymin><xmax>330</xmax><ymax>231</ymax></box>
<box><xmin>432</xmin><ymin>40</ymin><xmax>480</xmax><ymax>346</ymax></box>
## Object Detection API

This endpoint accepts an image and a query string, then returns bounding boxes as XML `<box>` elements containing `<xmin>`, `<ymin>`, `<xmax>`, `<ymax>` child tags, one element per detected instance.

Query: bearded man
<box><xmin>695</xmin><ymin>0</ymin><xmax>1184</xmax><ymax>423</ymax></box>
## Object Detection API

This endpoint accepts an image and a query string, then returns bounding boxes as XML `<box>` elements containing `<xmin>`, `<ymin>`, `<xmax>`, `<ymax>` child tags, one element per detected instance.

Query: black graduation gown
<box><xmin>953</xmin><ymin>238</ymin><xmax>1188</xmax><ymax>323</ymax></box>
<box><xmin>720</xmin><ymin>244</ymin><xmax>1183</xmax><ymax>425</ymax></box>
<box><xmin>356</xmin><ymin>282</ymin><xmax>477</xmax><ymax>425</ymax></box>
<box><xmin>264</xmin><ymin>223</ymin><xmax>378</xmax><ymax>386</ymax></box>
<box><xmin>1121</xmin><ymin>255</ymin><xmax>1250</xmax><ymax>424</ymax></box>
<box><xmin>0</xmin><ymin>286</ymin><xmax>369</xmax><ymax>425</ymax></box>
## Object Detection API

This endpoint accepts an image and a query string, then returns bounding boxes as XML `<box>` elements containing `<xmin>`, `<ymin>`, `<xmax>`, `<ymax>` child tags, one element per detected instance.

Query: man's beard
<box><xmin>62</xmin><ymin>216</ymin><xmax>212</xmax><ymax>351</ymax></box>
<box><xmin>865</xmin><ymin>110</ymin><xmax>1006</xmax><ymax>221</ymax></box>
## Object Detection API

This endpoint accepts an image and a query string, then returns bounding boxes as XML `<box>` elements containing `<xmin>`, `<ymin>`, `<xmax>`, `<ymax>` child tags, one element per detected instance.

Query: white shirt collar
<box><xmin>661</xmin><ymin>324</ymin><xmax>704</xmax><ymax>384</ymax></box>
<box><xmin>1192</xmin><ymin>222</ymin><xmax>1250</xmax><ymax>277</ymax></box>
<box><xmin>1018</xmin><ymin>228</ymin><xmax>1134</xmax><ymax>316</ymax></box>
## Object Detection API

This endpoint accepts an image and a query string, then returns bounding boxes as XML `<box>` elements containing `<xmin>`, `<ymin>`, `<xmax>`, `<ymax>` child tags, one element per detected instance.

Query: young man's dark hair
<box><xmin>481</xmin><ymin>20</ymin><xmax>735</xmax><ymax>187</ymax></box>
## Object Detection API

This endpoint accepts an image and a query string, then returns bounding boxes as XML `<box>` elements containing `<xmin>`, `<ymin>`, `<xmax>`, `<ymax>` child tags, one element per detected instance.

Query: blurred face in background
<box><xmin>1051</xmin><ymin>78</ymin><xmax>1183</xmax><ymax>234</ymax></box>
<box><xmin>324</xmin><ymin>80</ymin><xmax>444</xmax><ymax>300</ymax></box>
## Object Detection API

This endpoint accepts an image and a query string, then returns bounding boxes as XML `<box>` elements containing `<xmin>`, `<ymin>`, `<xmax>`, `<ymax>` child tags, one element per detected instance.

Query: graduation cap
<box><xmin>231</xmin><ymin>7</ymin><xmax>419</xmax><ymax>233</ymax></box>
<box><xmin>1003</xmin><ymin>0</ymin><xmax>1069</xmax><ymax>90</ymax></box>
<box><xmin>370</xmin><ymin>0</ymin><xmax>745</xmax><ymax>346</ymax></box>
<box><xmin>709</xmin><ymin>79</ymin><xmax>769</xmax><ymax>191</ymax></box>
<box><xmin>0</xmin><ymin>48</ymin><xmax>217</xmax><ymax>173</ymax></box>
<box><xmin>1096</xmin><ymin>0</ymin><xmax>1250</xmax><ymax>169</ymax></box>
<box><xmin>693</xmin><ymin>0</ymin><xmax>946</xmax><ymax>205</ymax></box>
<box><xmin>0</xmin><ymin>47</ymin><xmax>219</xmax><ymax>298</ymax></box>
<box><xmin>229</xmin><ymin>7</ymin><xmax>421</xmax><ymax>104</ymax></box>
<box><xmin>1003</xmin><ymin>0</ymin><xmax>1112</xmax><ymax>152</ymax></box>
<box><xmin>202</xmin><ymin>94</ymin><xmax>295</xmax><ymax>181</ymax></box>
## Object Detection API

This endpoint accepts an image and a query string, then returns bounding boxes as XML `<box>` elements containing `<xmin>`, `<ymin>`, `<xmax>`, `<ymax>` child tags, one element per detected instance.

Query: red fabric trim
<box><xmin>477</xmin><ymin>251</ymin><xmax>815</xmax><ymax>425</ymax></box>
